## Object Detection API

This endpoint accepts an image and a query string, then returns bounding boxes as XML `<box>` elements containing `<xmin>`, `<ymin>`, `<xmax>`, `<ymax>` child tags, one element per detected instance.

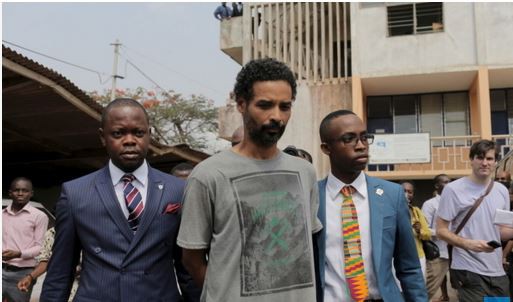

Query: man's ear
<box><xmin>320</xmin><ymin>142</ymin><xmax>331</xmax><ymax>156</ymax></box>
<box><xmin>236</xmin><ymin>98</ymin><xmax>246</xmax><ymax>114</ymax></box>
<box><xmin>99</xmin><ymin>128</ymin><xmax>106</xmax><ymax>147</ymax></box>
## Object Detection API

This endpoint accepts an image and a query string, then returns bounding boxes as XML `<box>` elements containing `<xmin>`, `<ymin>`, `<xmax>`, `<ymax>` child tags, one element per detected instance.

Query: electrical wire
<box><xmin>3</xmin><ymin>40</ymin><xmax>110</xmax><ymax>85</ymax></box>
<box><xmin>121</xmin><ymin>44</ymin><xmax>227</xmax><ymax>98</ymax></box>
<box><xmin>125</xmin><ymin>59</ymin><xmax>169</xmax><ymax>96</ymax></box>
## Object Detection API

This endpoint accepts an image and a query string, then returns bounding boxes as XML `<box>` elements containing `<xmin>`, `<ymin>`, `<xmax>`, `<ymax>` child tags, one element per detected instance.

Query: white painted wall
<box><xmin>351</xmin><ymin>3</ymin><xmax>513</xmax><ymax>78</ymax></box>
<box><xmin>474</xmin><ymin>3</ymin><xmax>513</xmax><ymax>66</ymax></box>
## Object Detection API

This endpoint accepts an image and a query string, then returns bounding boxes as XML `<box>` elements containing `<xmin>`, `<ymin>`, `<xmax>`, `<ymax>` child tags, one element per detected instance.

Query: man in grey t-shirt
<box><xmin>437</xmin><ymin>140</ymin><xmax>513</xmax><ymax>300</ymax></box>
<box><xmin>177</xmin><ymin>58</ymin><xmax>322</xmax><ymax>302</ymax></box>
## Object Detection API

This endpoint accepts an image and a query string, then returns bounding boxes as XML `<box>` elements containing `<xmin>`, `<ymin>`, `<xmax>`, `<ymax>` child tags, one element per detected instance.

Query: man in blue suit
<box><xmin>42</xmin><ymin>98</ymin><xmax>196</xmax><ymax>302</ymax></box>
<box><xmin>315</xmin><ymin>110</ymin><xmax>427</xmax><ymax>302</ymax></box>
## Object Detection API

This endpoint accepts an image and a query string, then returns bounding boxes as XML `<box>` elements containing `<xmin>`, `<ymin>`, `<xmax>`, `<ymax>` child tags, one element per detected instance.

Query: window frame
<box><xmin>386</xmin><ymin>2</ymin><xmax>444</xmax><ymax>37</ymax></box>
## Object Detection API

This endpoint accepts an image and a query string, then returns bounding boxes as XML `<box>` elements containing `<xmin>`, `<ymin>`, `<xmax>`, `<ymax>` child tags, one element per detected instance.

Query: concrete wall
<box><xmin>278</xmin><ymin>81</ymin><xmax>353</xmax><ymax>179</ymax></box>
<box><xmin>351</xmin><ymin>3</ymin><xmax>513</xmax><ymax>78</ymax></box>
<box><xmin>474</xmin><ymin>3</ymin><xmax>513</xmax><ymax>66</ymax></box>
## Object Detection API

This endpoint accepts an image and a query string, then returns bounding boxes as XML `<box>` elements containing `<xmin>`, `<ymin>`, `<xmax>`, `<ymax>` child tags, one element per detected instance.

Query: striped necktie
<box><xmin>341</xmin><ymin>185</ymin><xmax>369</xmax><ymax>301</ymax></box>
<box><xmin>122</xmin><ymin>174</ymin><xmax>144</xmax><ymax>232</ymax></box>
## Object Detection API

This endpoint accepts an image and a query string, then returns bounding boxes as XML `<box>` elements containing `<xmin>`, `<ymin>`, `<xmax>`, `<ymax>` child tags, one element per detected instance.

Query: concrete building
<box><xmin>218</xmin><ymin>3</ymin><xmax>513</xmax><ymax>202</ymax></box>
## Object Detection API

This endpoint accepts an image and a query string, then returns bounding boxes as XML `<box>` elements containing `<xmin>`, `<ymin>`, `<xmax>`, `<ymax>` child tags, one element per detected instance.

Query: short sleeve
<box><xmin>437</xmin><ymin>185</ymin><xmax>460</xmax><ymax>222</ymax></box>
<box><xmin>177</xmin><ymin>177</ymin><xmax>213</xmax><ymax>249</ymax></box>
<box><xmin>36</xmin><ymin>228</ymin><xmax>55</xmax><ymax>263</ymax></box>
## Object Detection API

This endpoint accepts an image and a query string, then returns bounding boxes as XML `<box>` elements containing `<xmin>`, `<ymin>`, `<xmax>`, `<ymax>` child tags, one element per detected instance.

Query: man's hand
<box><xmin>2</xmin><ymin>249</ymin><xmax>21</xmax><ymax>260</ymax></box>
<box><xmin>17</xmin><ymin>275</ymin><xmax>33</xmax><ymax>292</ymax></box>
<box><xmin>462</xmin><ymin>239</ymin><xmax>495</xmax><ymax>253</ymax></box>
<box><xmin>412</xmin><ymin>222</ymin><xmax>421</xmax><ymax>233</ymax></box>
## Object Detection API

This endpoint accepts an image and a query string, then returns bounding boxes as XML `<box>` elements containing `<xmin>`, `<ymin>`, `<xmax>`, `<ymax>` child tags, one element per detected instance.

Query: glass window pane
<box><xmin>420</xmin><ymin>94</ymin><xmax>442</xmax><ymax>147</ymax></box>
<box><xmin>393</xmin><ymin>95</ymin><xmax>417</xmax><ymax>133</ymax></box>
<box><xmin>507</xmin><ymin>89</ymin><xmax>513</xmax><ymax>134</ymax></box>
<box><xmin>416</xmin><ymin>3</ymin><xmax>443</xmax><ymax>33</ymax></box>
<box><xmin>491</xmin><ymin>90</ymin><xmax>506</xmax><ymax>111</ymax></box>
<box><xmin>444</xmin><ymin>92</ymin><xmax>469</xmax><ymax>145</ymax></box>
<box><xmin>387</xmin><ymin>4</ymin><xmax>414</xmax><ymax>36</ymax></box>
<box><xmin>420</xmin><ymin>94</ymin><xmax>442</xmax><ymax>136</ymax></box>
<box><xmin>368</xmin><ymin>96</ymin><xmax>392</xmax><ymax>118</ymax></box>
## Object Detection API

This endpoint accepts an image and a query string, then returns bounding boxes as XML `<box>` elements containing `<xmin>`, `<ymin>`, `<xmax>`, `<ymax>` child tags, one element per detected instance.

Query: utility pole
<box><xmin>110</xmin><ymin>39</ymin><xmax>123</xmax><ymax>101</ymax></box>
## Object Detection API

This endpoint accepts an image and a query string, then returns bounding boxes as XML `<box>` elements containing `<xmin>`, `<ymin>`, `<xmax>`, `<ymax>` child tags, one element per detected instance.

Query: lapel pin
<box><xmin>376</xmin><ymin>188</ymin><xmax>384</xmax><ymax>196</ymax></box>
<box><xmin>158</xmin><ymin>184</ymin><xmax>164</xmax><ymax>190</ymax></box>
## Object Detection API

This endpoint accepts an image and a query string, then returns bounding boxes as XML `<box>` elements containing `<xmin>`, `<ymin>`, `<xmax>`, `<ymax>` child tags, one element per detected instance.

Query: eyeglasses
<box><xmin>332</xmin><ymin>133</ymin><xmax>374</xmax><ymax>146</ymax></box>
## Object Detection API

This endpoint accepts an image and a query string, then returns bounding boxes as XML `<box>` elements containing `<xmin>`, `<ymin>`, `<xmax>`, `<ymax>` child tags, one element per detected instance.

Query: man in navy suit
<box><xmin>315</xmin><ymin>110</ymin><xmax>427</xmax><ymax>302</ymax></box>
<box><xmin>42</xmin><ymin>98</ymin><xmax>196</xmax><ymax>302</ymax></box>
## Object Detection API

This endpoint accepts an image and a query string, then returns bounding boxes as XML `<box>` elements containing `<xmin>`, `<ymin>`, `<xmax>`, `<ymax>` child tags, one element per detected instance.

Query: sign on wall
<box><xmin>369</xmin><ymin>133</ymin><xmax>431</xmax><ymax>164</ymax></box>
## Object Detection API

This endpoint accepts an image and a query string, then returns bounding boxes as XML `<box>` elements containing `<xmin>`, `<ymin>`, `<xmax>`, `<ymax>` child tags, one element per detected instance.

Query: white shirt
<box><xmin>421</xmin><ymin>194</ymin><xmax>449</xmax><ymax>259</ymax></box>
<box><xmin>109</xmin><ymin>160</ymin><xmax>148</xmax><ymax>219</ymax></box>
<box><xmin>324</xmin><ymin>172</ymin><xmax>381</xmax><ymax>302</ymax></box>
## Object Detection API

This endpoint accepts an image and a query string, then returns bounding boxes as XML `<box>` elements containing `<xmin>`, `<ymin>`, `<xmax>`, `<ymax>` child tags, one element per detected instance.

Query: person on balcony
<box><xmin>437</xmin><ymin>140</ymin><xmax>513</xmax><ymax>300</ymax></box>
<box><xmin>315</xmin><ymin>110</ymin><xmax>427</xmax><ymax>302</ymax></box>
<box><xmin>213</xmin><ymin>2</ymin><xmax>232</xmax><ymax>21</ymax></box>
<box><xmin>232</xmin><ymin>2</ymin><xmax>243</xmax><ymax>17</ymax></box>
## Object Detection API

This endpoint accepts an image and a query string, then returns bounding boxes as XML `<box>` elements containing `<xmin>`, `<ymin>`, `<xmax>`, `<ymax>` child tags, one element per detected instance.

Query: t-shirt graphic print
<box><xmin>231</xmin><ymin>170</ymin><xmax>313</xmax><ymax>296</ymax></box>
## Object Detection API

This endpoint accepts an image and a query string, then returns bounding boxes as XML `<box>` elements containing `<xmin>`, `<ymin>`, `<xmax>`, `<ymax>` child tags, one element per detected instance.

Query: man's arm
<box><xmin>436</xmin><ymin>217</ymin><xmax>494</xmax><ymax>252</ymax></box>
<box><xmin>393</xmin><ymin>189</ymin><xmax>429</xmax><ymax>301</ymax></box>
<box><xmin>41</xmin><ymin>185</ymin><xmax>80</xmax><ymax>302</ymax></box>
<box><xmin>500</xmin><ymin>226</ymin><xmax>513</xmax><ymax>242</ymax></box>
<box><xmin>21</xmin><ymin>212</ymin><xmax>49</xmax><ymax>259</ymax></box>
<box><xmin>182</xmin><ymin>248</ymin><xmax>208</xmax><ymax>289</ymax></box>
<box><xmin>18</xmin><ymin>261</ymin><xmax>48</xmax><ymax>292</ymax></box>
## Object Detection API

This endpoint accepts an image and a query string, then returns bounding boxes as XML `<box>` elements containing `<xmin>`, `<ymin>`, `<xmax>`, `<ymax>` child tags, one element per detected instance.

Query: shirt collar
<box><xmin>109</xmin><ymin>160</ymin><xmax>148</xmax><ymax>187</ymax></box>
<box><xmin>326</xmin><ymin>171</ymin><xmax>367</xmax><ymax>201</ymax></box>
<box><xmin>3</xmin><ymin>202</ymin><xmax>35</xmax><ymax>215</ymax></box>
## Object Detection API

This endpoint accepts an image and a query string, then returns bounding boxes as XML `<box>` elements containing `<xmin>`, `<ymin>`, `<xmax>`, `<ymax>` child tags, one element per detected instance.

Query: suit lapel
<box><xmin>127</xmin><ymin>167</ymin><xmax>164</xmax><ymax>253</ymax></box>
<box><xmin>366</xmin><ymin>175</ymin><xmax>385</xmax><ymax>272</ymax></box>
<box><xmin>95</xmin><ymin>167</ymin><xmax>133</xmax><ymax>242</ymax></box>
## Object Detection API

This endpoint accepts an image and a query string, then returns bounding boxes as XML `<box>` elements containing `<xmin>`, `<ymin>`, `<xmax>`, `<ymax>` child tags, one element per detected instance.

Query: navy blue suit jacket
<box><xmin>42</xmin><ymin>166</ymin><xmax>191</xmax><ymax>302</ymax></box>
<box><xmin>314</xmin><ymin>175</ymin><xmax>428</xmax><ymax>302</ymax></box>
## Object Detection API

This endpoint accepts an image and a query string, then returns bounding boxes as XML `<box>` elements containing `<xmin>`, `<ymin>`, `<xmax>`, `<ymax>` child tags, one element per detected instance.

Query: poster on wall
<box><xmin>369</xmin><ymin>133</ymin><xmax>431</xmax><ymax>164</ymax></box>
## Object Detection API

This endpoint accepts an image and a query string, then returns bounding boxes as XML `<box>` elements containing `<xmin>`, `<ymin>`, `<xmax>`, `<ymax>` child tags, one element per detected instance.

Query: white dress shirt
<box><xmin>421</xmin><ymin>194</ymin><xmax>448</xmax><ymax>258</ymax></box>
<box><xmin>109</xmin><ymin>160</ymin><xmax>148</xmax><ymax>219</ymax></box>
<box><xmin>324</xmin><ymin>172</ymin><xmax>381</xmax><ymax>302</ymax></box>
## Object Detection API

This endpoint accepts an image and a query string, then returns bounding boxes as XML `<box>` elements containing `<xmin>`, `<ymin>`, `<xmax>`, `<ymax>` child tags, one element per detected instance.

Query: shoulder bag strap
<box><xmin>453</xmin><ymin>180</ymin><xmax>495</xmax><ymax>235</ymax></box>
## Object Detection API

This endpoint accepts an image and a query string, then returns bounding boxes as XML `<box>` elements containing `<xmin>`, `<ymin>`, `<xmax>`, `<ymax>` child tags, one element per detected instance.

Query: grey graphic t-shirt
<box><xmin>177</xmin><ymin>150</ymin><xmax>322</xmax><ymax>302</ymax></box>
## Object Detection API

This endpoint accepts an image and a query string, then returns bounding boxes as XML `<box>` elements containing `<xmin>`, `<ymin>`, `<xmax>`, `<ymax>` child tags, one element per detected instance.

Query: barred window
<box><xmin>387</xmin><ymin>3</ymin><xmax>443</xmax><ymax>36</ymax></box>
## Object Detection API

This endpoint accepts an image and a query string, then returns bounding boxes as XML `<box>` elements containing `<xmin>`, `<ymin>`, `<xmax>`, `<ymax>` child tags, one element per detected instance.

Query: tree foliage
<box><xmin>89</xmin><ymin>87</ymin><xmax>218</xmax><ymax>150</ymax></box>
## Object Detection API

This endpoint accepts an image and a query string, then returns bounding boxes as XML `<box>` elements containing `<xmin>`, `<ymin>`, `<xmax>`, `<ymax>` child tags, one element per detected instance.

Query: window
<box><xmin>387</xmin><ymin>3</ymin><xmax>443</xmax><ymax>36</ymax></box>
<box><xmin>367</xmin><ymin>91</ymin><xmax>469</xmax><ymax>138</ymax></box>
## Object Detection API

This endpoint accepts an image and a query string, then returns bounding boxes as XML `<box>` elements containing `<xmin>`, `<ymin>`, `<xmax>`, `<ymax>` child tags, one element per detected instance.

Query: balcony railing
<box><xmin>244</xmin><ymin>2</ymin><xmax>351</xmax><ymax>83</ymax></box>
<box><xmin>366</xmin><ymin>135</ymin><xmax>513</xmax><ymax>179</ymax></box>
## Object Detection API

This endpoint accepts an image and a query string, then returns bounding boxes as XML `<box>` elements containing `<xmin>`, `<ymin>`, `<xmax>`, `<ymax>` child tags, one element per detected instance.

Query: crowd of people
<box><xmin>2</xmin><ymin>57</ymin><xmax>513</xmax><ymax>302</ymax></box>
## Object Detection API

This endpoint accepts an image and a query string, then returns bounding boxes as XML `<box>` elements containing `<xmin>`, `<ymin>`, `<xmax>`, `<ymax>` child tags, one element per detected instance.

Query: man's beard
<box><xmin>246</xmin><ymin>116</ymin><xmax>286</xmax><ymax>148</ymax></box>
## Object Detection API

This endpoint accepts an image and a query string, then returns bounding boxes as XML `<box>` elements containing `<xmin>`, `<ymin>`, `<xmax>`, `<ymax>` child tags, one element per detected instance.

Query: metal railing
<box><xmin>244</xmin><ymin>2</ymin><xmax>351</xmax><ymax>83</ymax></box>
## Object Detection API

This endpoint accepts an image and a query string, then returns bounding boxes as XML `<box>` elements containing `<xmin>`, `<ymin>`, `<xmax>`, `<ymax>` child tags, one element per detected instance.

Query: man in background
<box><xmin>171</xmin><ymin>163</ymin><xmax>194</xmax><ymax>180</ymax></box>
<box><xmin>213</xmin><ymin>2</ymin><xmax>232</xmax><ymax>21</ymax></box>
<box><xmin>437</xmin><ymin>140</ymin><xmax>513</xmax><ymax>300</ymax></box>
<box><xmin>421</xmin><ymin>174</ymin><xmax>451</xmax><ymax>301</ymax></box>
<box><xmin>3</xmin><ymin>177</ymin><xmax>48</xmax><ymax>302</ymax></box>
